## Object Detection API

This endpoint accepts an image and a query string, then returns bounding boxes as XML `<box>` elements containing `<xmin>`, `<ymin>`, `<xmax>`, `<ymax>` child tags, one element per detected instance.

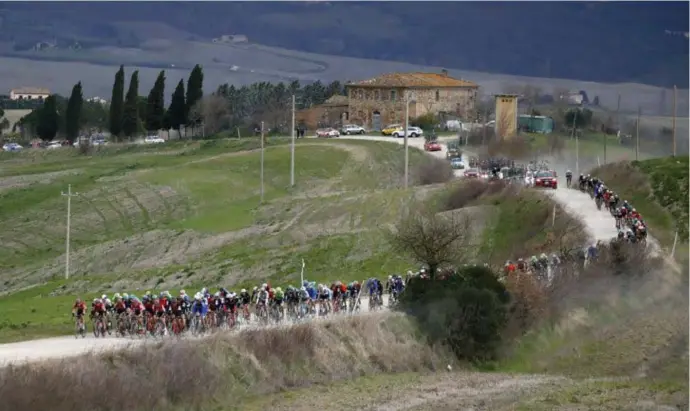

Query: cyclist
<box><xmin>151</xmin><ymin>296</ymin><xmax>168</xmax><ymax>335</ymax></box>
<box><xmin>91</xmin><ymin>298</ymin><xmax>107</xmax><ymax>332</ymax></box>
<box><xmin>72</xmin><ymin>298</ymin><xmax>87</xmax><ymax>329</ymax></box>
<box><xmin>565</xmin><ymin>169</ymin><xmax>572</xmax><ymax>187</ymax></box>
<box><xmin>190</xmin><ymin>293</ymin><xmax>208</xmax><ymax>329</ymax></box>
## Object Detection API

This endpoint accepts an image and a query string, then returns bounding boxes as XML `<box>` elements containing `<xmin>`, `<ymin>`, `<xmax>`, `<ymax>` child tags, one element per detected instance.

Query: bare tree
<box><xmin>189</xmin><ymin>95</ymin><xmax>231</xmax><ymax>137</ymax></box>
<box><xmin>387</xmin><ymin>207</ymin><xmax>477</xmax><ymax>278</ymax></box>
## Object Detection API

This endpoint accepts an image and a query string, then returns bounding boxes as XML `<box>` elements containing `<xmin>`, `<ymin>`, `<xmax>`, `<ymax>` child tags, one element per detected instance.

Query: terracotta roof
<box><xmin>11</xmin><ymin>87</ymin><xmax>50</xmax><ymax>95</ymax></box>
<box><xmin>347</xmin><ymin>72</ymin><xmax>478</xmax><ymax>88</ymax></box>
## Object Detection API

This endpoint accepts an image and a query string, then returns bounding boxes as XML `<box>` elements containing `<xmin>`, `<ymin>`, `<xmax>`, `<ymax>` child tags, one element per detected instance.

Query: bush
<box><xmin>412</xmin><ymin>156</ymin><xmax>454</xmax><ymax>186</ymax></box>
<box><xmin>399</xmin><ymin>265</ymin><xmax>508</xmax><ymax>361</ymax></box>
<box><xmin>443</xmin><ymin>180</ymin><xmax>490</xmax><ymax>210</ymax></box>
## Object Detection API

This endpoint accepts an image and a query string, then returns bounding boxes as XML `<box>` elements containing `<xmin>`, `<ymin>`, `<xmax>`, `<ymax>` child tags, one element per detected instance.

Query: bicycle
<box><xmin>152</xmin><ymin>314</ymin><xmax>167</xmax><ymax>338</ymax></box>
<box><xmin>171</xmin><ymin>314</ymin><xmax>185</xmax><ymax>336</ymax></box>
<box><xmin>74</xmin><ymin>314</ymin><xmax>86</xmax><ymax>339</ymax></box>
<box><xmin>92</xmin><ymin>314</ymin><xmax>106</xmax><ymax>338</ymax></box>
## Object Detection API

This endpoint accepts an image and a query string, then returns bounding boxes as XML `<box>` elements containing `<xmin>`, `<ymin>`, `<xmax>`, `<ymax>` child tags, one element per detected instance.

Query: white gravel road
<box><xmin>0</xmin><ymin>295</ymin><xmax>390</xmax><ymax>366</ymax></box>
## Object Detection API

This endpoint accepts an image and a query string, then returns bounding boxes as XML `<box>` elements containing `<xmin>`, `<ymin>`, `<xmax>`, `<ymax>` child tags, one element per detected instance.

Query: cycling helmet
<box><xmin>241</xmin><ymin>289</ymin><xmax>247</xmax><ymax>293</ymax></box>
<box><xmin>194</xmin><ymin>293</ymin><xmax>202</xmax><ymax>301</ymax></box>
<box><xmin>122</xmin><ymin>293</ymin><xmax>129</xmax><ymax>299</ymax></box>
<box><xmin>75</xmin><ymin>298</ymin><xmax>81</xmax><ymax>303</ymax></box>
<box><xmin>214</xmin><ymin>291</ymin><xmax>220</xmax><ymax>298</ymax></box>
<box><xmin>261</xmin><ymin>283</ymin><xmax>267</xmax><ymax>289</ymax></box>
<box><xmin>145</xmin><ymin>290</ymin><xmax>152</xmax><ymax>296</ymax></box>
<box><xmin>276</xmin><ymin>287</ymin><xmax>282</xmax><ymax>292</ymax></box>
<box><xmin>253</xmin><ymin>286</ymin><xmax>258</xmax><ymax>291</ymax></box>
<box><xmin>94</xmin><ymin>298</ymin><xmax>101</xmax><ymax>304</ymax></box>
<box><xmin>301</xmin><ymin>286</ymin><xmax>307</xmax><ymax>292</ymax></box>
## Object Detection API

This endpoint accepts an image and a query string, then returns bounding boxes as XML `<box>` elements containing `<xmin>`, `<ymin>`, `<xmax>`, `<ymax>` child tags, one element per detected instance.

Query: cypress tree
<box><xmin>168</xmin><ymin>79</ymin><xmax>186</xmax><ymax>134</ymax></box>
<box><xmin>36</xmin><ymin>95</ymin><xmax>60</xmax><ymax>142</ymax></box>
<box><xmin>109</xmin><ymin>65</ymin><xmax>125</xmax><ymax>138</ymax></box>
<box><xmin>64</xmin><ymin>82</ymin><xmax>84</xmax><ymax>142</ymax></box>
<box><xmin>185</xmin><ymin>64</ymin><xmax>204</xmax><ymax>125</ymax></box>
<box><xmin>122</xmin><ymin>70</ymin><xmax>140</xmax><ymax>137</ymax></box>
<box><xmin>146</xmin><ymin>70</ymin><xmax>166</xmax><ymax>132</ymax></box>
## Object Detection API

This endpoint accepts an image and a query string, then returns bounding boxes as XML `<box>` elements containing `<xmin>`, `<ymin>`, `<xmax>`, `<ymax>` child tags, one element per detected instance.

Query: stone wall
<box><xmin>347</xmin><ymin>86</ymin><xmax>478</xmax><ymax>130</ymax></box>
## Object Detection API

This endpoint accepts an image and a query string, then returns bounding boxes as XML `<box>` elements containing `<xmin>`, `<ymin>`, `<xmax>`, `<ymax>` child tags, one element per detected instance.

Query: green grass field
<box><xmin>0</xmin><ymin>137</ymin><xmax>441</xmax><ymax>342</ymax></box>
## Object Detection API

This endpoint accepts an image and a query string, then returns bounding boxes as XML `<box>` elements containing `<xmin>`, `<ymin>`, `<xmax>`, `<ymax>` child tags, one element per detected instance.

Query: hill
<box><xmin>0</xmin><ymin>2</ymin><xmax>687</xmax><ymax>88</ymax></box>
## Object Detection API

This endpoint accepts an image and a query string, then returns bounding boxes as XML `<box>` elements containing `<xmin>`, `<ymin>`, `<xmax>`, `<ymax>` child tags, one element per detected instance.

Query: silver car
<box><xmin>340</xmin><ymin>124</ymin><xmax>365</xmax><ymax>135</ymax></box>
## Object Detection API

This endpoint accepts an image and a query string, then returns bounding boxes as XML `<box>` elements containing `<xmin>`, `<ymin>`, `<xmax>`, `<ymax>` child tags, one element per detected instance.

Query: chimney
<box><xmin>441</xmin><ymin>69</ymin><xmax>448</xmax><ymax>77</ymax></box>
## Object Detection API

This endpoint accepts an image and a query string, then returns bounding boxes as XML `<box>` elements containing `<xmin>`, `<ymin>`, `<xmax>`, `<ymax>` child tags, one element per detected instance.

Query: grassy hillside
<box><xmin>0</xmin><ymin>137</ymin><xmax>447</xmax><ymax>342</ymax></box>
<box><xmin>592</xmin><ymin>156</ymin><xmax>689</xmax><ymax>253</ymax></box>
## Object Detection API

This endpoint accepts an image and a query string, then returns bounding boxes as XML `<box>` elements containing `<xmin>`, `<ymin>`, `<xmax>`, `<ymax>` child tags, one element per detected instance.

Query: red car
<box><xmin>464</xmin><ymin>168</ymin><xmax>480</xmax><ymax>178</ymax></box>
<box><xmin>424</xmin><ymin>140</ymin><xmax>441</xmax><ymax>151</ymax></box>
<box><xmin>534</xmin><ymin>170</ymin><xmax>558</xmax><ymax>189</ymax></box>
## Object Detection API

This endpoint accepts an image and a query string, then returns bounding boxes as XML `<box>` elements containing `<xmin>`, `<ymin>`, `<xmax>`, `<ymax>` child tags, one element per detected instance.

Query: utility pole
<box><xmin>61</xmin><ymin>184</ymin><xmax>79</xmax><ymax>280</ymax></box>
<box><xmin>572</xmin><ymin>109</ymin><xmax>579</xmax><ymax>176</ymax></box>
<box><xmin>260</xmin><ymin>121</ymin><xmax>265</xmax><ymax>204</ymax></box>
<box><xmin>290</xmin><ymin>94</ymin><xmax>296</xmax><ymax>186</ymax></box>
<box><xmin>403</xmin><ymin>92</ymin><xmax>410</xmax><ymax>189</ymax></box>
<box><xmin>672</xmin><ymin>85</ymin><xmax>677</xmax><ymax>157</ymax></box>
<box><xmin>635</xmin><ymin>106</ymin><xmax>641</xmax><ymax>161</ymax></box>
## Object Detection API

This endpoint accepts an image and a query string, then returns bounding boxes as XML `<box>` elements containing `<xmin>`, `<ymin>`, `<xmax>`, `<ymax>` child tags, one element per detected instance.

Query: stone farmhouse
<box><xmin>345</xmin><ymin>70</ymin><xmax>479</xmax><ymax>131</ymax></box>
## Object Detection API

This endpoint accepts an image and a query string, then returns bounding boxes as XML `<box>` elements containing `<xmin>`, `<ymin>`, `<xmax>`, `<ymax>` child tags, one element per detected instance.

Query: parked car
<box><xmin>450</xmin><ymin>158</ymin><xmax>465</xmax><ymax>170</ymax></box>
<box><xmin>534</xmin><ymin>170</ymin><xmax>558</xmax><ymax>189</ymax></box>
<box><xmin>316</xmin><ymin>128</ymin><xmax>340</xmax><ymax>138</ymax></box>
<box><xmin>423</xmin><ymin>140</ymin><xmax>441</xmax><ymax>152</ymax></box>
<box><xmin>2</xmin><ymin>142</ymin><xmax>23</xmax><ymax>152</ymax></box>
<box><xmin>47</xmin><ymin>141</ymin><xmax>63</xmax><ymax>149</ymax></box>
<box><xmin>392</xmin><ymin>127</ymin><xmax>423</xmax><ymax>138</ymax></box>
<box><xmin>340</xmin><ymin>124</ymin><xmax>365</xmax><ymax>135</ymax></box>
<box><xmin>464</xmin><ymin>168</ymin><xmax>479</xmax><ymax>178</ymax></box>
<box><xmin>381</xmin><ymin>124</ymin><xmax>403</xmax><ymax>136</ymax></box>
<box><xmin>145</xmin><ymin>135</ymin><xmax>165</xmax><ymax>144</ymax></box>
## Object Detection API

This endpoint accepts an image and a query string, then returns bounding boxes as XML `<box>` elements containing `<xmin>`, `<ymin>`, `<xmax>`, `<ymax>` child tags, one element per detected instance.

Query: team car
<box><xmin>534</xmin><ymin>170</ymin><xmax>558</xmax><ymax>189</ymax></box>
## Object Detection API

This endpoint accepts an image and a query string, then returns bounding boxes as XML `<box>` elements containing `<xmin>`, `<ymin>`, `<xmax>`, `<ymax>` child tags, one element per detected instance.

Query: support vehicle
<box><xmin>534</xmin><ymin>170</ymin><xmax>558</xmax><ymax>189</ymax></box>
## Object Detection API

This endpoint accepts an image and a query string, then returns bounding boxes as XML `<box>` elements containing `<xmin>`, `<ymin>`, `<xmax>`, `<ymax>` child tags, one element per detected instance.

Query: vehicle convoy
<box><xmin>316</xmin><ymin>127</ymin><xmax>340</xmax><ymax>138</ymax></box>
<box><xmin>424</xmin><ymin>139</ymin><xmax>442</xmax><ymax>151</ymax></box>
<box><xmin>340</xmin><ymin>124</ymin><xmax>366</xmax><ymax>135</ymax></box>
<box><xmin>534</xmin><ymin>170</ymin><xmax>558</xmax><ymax>189</ymax></box>
<box><xmin>392</xmin><ymin>126</ymin><xmax>423</xmax><ymax>138</ymax></box>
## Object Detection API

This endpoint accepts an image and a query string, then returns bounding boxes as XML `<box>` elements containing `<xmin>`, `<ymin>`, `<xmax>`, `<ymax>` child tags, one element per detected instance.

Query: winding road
<box><xmin>0</xmin><ymin>136</ymin><xmax>651</xmax><ymax>366</ymax></box>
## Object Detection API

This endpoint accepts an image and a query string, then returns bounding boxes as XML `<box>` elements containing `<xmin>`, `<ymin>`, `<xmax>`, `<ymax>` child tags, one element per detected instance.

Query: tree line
<box><xmin>13</xmin><ymin>63</ymin><xmax>346</xmax><ymax>142</ymax></box>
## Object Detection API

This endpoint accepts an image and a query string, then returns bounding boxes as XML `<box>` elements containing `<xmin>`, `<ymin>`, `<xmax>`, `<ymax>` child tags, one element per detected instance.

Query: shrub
<box><xmin>399</xmin><ymin>265</ymin><xmax>508</xmax><ymax>361</ymax></box>
<box><xmin>443</xmin><ymin>180</ymin><xmax>490</xmax><ymax>210</ymax></box>
<box><xmin>412</xmin><ymin>156</ymin><xmax>454</xmax><ymax>186</ymax></box>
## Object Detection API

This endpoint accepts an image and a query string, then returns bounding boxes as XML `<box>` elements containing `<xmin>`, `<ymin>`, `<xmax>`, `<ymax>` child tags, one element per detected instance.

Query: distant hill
<box><xmin>0</xmin><ymin>2</ymin><xmax>687</xmax><ymax>88</ymax></box>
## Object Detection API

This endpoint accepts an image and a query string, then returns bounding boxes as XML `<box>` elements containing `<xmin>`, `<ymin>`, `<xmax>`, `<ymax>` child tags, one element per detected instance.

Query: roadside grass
<box><xmin>468</xmin><ymin>187</ymin><xmax>586</xmax><ymax>266</ymax></box>
<box><xmin>514</xmin><ymin>379</ymin><xmax>687</xmax><ymax>411</ymax></box>
<box><xmin>0</xmin><ymin>313</ymin><xmax>455</xmax><ymax>411</ymax></box>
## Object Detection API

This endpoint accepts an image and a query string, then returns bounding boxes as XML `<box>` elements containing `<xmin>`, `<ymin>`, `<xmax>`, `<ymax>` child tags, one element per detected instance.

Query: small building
<box><xmin>518</xmin><ymin>114</ymin><xmax>554</xmax><ymax>134</ymax></box>
<box><xmin>494</xmin><ymin>94</ymin><xmax>518</xmax><ymax>139</ymax></box>
<box><xmin>9</xmin><ymin>87</ymin><xmax>50</xmax><ymax>101</ymax></box>
<box><xmin>345</xmin><ymin>70</ymin><xmax>479</xmax><ymax>131</ymax></box>
<box><xmin>295</xmin><ymin>95</ymin><xmax>349</xmax><ymax>130</ymax></box>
